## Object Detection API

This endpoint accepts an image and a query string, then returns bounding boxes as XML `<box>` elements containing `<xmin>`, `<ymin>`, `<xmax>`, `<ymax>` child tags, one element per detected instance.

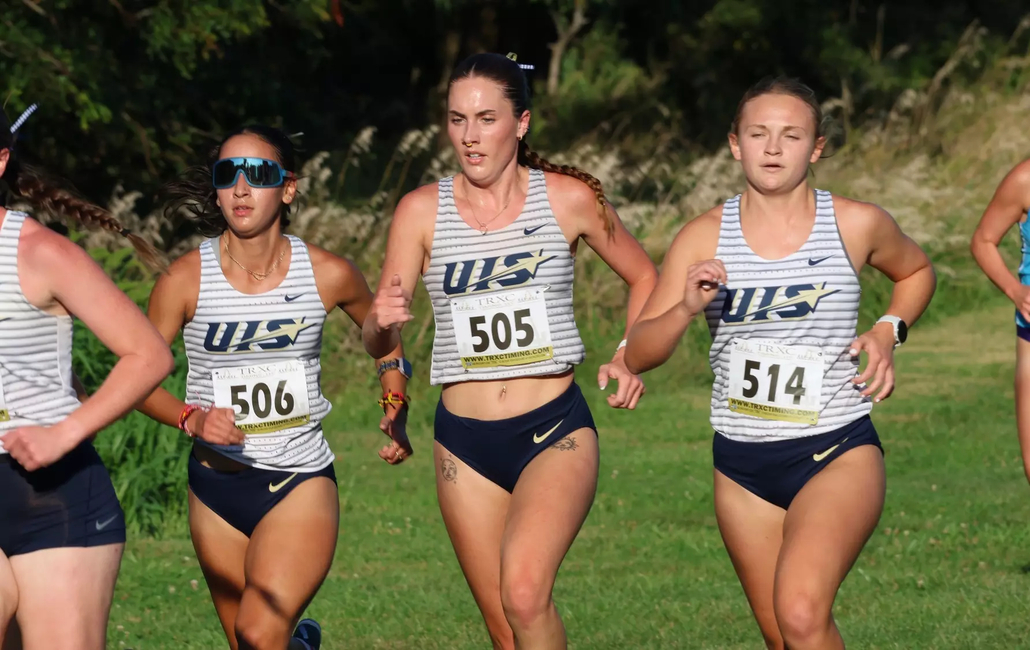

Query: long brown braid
<box><xmin>1</xmin><ymin>108</ymin><xmax>164</xmax><ymax>272</ymax></box>
<box><xmin>7</xmin><ymin>163</ymin><xmax>165</xmax><ymax>272</ymax></box>
<box><xmin>519</xmin><ymin>141</ymin><xmax>613</xmax><ymax>236</ymax></box>
<box><xmin>450</xmin><ymin>53</ymin><xmax>615</xmax><ymax>237</ymax></box>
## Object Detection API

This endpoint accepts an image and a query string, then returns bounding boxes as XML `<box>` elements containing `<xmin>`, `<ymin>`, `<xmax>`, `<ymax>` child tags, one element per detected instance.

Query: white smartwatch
<box><xmin>875</xmin><ymin>315</ymin><xmax>908</xmax><ymax>348</ymax></box>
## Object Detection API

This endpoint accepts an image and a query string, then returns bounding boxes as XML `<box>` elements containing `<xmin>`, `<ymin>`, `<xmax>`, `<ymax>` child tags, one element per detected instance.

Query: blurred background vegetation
<box><xmin>2</xmin><ymin>0</ymin><xmax>1030</xmax><ymax>534</ymax></box>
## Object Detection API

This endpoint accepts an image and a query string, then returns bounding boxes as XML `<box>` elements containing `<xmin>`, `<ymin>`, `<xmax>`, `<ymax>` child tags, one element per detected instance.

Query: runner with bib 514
<box><xmin>624</xmin><ymin>77</ymin><xmax>936</xmax><ymax>650</ymax></box>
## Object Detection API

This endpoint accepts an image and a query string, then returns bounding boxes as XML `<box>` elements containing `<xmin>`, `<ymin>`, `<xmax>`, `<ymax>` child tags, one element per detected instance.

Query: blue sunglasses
<box><xmin>212</xmin><ymin>157</ymin><xmax>293</xmax><ymax>189</ymax></box>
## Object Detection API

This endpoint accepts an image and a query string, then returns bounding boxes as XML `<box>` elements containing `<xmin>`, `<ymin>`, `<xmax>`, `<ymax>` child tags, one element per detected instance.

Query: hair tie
<box><xmin>505</xmin><ymin>52</ymin><xmax>534</xmax><ymax>71</ymax></box>
<box><xmin>119</xmin><ymin>228</ymin><xmax>132</xmax><ymax>237</ymax></box>
<box><xmin>9</xmin><ymin>104</ymin><xmax>38</xmax><ymax>135</ymax></box>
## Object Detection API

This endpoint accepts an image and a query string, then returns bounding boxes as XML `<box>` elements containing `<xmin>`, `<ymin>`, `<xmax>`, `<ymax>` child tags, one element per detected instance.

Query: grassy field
<box><xmin>89</xmin><ymin>66</ymin><xmax>1030</xmax><ymax>650</ymax></box>
<box><xmin>104</xmin><ymin>295</ymin><xmax>1030</xmax><ymax>649</ymax></box>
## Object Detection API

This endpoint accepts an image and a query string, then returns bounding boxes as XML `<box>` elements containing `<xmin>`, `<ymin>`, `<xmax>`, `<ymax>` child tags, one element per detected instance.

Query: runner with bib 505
<box><xmin>364</xmin><ymin>53</ymin><xmax>657</xmax><ymax>650</ymax></box>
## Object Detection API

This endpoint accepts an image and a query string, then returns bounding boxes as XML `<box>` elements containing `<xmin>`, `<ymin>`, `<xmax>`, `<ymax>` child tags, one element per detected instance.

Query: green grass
<box><xmin>103</xmin><ymin>297</ymin><xmax>1030</xmax><ymax>649</ymax></box>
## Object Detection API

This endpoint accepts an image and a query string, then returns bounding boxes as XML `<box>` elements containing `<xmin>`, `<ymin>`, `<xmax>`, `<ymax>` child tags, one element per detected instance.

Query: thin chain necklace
<box><xmin>463</xmin><ymin>175</ymin><xmax>514</xmax><ymax>234</ymax></box>
<box><xmin>223</xmin><ymin>234</ymin><xmax>287</xmax><ymax>281</ymax></box>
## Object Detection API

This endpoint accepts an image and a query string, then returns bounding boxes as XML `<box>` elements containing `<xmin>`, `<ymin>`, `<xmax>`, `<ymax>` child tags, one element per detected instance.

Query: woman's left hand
<box><xmin>378</xmin><ymin>406</ymin><xmax>413</xmax><ymax>465</ymax></box>
<box><xmin>598</xmin><ymin>351</ymin><xmax>646</xmax><ymax>410</ymax></box>
<box><xmin>849</xmin><ymin>323</ymin><xmax>897</xmax><ymax>403</ymax></box>
<box><xmin>1</xmin><ymin>422</ymin><xmax>82</xmax><ymax>471</ymax></box>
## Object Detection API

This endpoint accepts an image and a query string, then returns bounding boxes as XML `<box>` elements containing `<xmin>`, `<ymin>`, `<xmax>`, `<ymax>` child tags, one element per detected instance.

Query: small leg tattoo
<box><xmin>441</xmin><ymin>457</ymin><xmax>458</xmax><ymax>483</ymax></box>
<box><xmin>552</xmin><ymin>436</ymin><xmax>578</xmax><ymax>452</ymax></box>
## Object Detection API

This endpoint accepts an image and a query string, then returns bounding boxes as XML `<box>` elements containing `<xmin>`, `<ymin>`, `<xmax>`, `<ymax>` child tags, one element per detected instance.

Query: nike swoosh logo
<box><xmin>284</xmin><ymin>294</ymin><xmax>303</xmax><ymax>302</ymax></box>
<box><xmin>95</xmin><ymin>515</ymin><xmax>118</xmax><ymax>531</ymax></box>
<box><xmin>268</xmin><ymin>472</ymin><xmax>299</xmax><ymax>493</ymax></box>
<box><xmin>808</xmin><ymin>255</ymin><xmax>833</xmax><ymax>266</ymax></box>
<box><xmin>523</xmin><ymin>224</ymin><xmax>545</xmax><ymax>236</ymax></box>
<box><xmin>812</xmin><ymin>437</ymin><xmax>848</xmax><ymax>462</ymax></box>
<box><xmin>533</xmin><ymin>419</ymin><xmax>565</xmax><ymax>444</ymax></box>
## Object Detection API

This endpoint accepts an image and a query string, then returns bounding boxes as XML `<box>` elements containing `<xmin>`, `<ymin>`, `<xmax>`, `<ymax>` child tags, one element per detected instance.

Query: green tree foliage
<box><xmin>2</xmin><ymin>0</ymin><xmax>1028</xmax><ymax>213</ymax></box>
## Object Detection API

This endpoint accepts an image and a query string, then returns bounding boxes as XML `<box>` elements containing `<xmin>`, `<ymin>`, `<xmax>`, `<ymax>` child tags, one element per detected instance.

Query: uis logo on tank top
<box><xmin>721</xmin><ymin>282</ymin><xmax>838</xmax><ymax>325</ymax></box>
<box><xmin>443</xmin><ymin>250</ymin><xmax>555</xmax><ymax>296</ymax></box>
<box><xmin>203</xmin><ymin>318</ymin><xmax>314</xmax><ymax>354</ymax></box>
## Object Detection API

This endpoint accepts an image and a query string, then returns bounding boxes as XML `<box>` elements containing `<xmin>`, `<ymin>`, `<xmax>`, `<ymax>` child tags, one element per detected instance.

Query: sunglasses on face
<box><xmin>212</xmin><ymin>157</ymin><xmax>293</xmax><ymax>189</ymax></box>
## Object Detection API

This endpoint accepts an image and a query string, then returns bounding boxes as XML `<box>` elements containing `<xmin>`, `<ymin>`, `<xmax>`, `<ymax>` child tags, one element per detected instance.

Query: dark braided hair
<box><xmin>0</xmin><ymin>108</ymin><xmax>164</xmax><ymax>271</ymax></box>
<box><xmin>161</xmin><ymin>125</ymin><xmax>297</xmax><ymax>238</ymax></box>
<box><xmin>449</xmin><ymin>53</ymin><xmax>615</xmax><ymax>236</ymax></box>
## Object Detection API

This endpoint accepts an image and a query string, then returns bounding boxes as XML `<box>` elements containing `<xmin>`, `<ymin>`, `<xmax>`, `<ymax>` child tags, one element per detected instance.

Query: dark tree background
<box><xmin>1</xmin><ymin>0</ymin><xmax>1027</xmax><ymax>215</ymax></box>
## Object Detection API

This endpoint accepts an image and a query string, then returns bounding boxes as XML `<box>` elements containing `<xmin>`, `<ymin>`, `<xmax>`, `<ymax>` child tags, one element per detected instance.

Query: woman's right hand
<box><xmin>188</xmin><ymin>407</ymin><xmax>245</xmax><ymax>446</ymax></box>
<box><xmin>683</xmin><ymin>259</ymin><xmax>727</xmax><ymax>317</ymax></box>
<box><xmin>1012</xmin><ymin>284</ymin><xmax>1030</xmax><ymax>324</ymax></box>
<box><xmin>372</xmin><ymin>274</ymin><xmax>414</xmax><ymax>332</ymax></box>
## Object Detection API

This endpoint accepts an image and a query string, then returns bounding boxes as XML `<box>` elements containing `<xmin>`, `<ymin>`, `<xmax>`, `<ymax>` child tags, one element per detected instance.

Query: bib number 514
<box><xmin>741</xmin><ymin>360</ymin><xmax>807</xmax><ymax>404</ymax></box>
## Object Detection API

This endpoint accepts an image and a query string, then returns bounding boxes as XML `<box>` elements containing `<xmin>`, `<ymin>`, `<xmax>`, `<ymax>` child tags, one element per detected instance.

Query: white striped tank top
<box><xmin>704</xmin><ymin>191</ymin><xmax>871</xmax><ymax>442</ymax></box>
<box><xmin>0</xmin><ymin>211</ymin><xmax>80</xmax><ymax>445</ymax></box>
<box><xmin>183</xmin><ymin>235</ymin><xmax>334</xmax><ymax>471</ymax></box>
<box><xmin>424</xmin><ymin>169</ymin><xmax>586</xmax><ymax>385</ymax></box>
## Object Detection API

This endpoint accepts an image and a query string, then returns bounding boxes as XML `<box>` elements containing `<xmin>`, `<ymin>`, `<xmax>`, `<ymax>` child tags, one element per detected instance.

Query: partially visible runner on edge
<box><xmin>971</xmin><ymin>158</ymin><xmax>1030</xmax><ymax>483</ymax></box>
<box><xmin>0</xmin><ymin>105</ymin><xmax>174</xmax><ymax>649</ymax></box>
<box><xmin>624</xmin><ymin>77</ymin><xmax>936</xmax><ymax>650</ymax></box>
<box><xmin>363</xmin><ymin>53</ymin><xmax>658</xmax><ymax>650</ymax></box>
<box><xmin>136</xmin><ymin>125</ymin><xmax>412</xmax><ymax>650</ymax></box>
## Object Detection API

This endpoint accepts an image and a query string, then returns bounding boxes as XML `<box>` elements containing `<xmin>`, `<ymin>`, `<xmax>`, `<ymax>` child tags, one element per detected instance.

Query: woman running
<box><xmin>137</xmin><ymin>125</ymin><xmax>411</xmax><ymax>650</ymax></box>
<box><xmin>624</xmin><ymin>77</ymin><xmax>936</xmax><ymax>650</ymax></box>
<box><xmin>971</xmin><ymin>159</ymin><xmax>1030</xmax><ymax>482</ymax></box>
<box><xmin>364</xmin><ymin>53</ymin><xmax>656</xmax><ymax>650</ymax></box>
<box><xmin>0</xmin><ymin>105</ymin><xmax>174</xmax><ymax>649</ymax></box>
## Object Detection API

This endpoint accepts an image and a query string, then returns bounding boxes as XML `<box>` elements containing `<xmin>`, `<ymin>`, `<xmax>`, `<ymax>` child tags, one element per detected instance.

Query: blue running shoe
<box><xmin>292</xmin><ymin>618</ymin><xmax>322</xmax><ymax>650</ymax></box>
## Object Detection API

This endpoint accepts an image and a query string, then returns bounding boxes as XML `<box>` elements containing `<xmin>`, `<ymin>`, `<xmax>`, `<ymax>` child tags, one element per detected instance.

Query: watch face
<box><xmin>897</xmin><ymin>320</ymin><xmax>908</xmax><ymax>344</ymax></box>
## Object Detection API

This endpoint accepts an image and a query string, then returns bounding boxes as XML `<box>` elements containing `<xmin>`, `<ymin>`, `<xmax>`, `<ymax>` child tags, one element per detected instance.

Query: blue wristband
<box><xmin>377</xmin><ymin>358</ymin><xmax>412</xmax><ymax>379</ymax></box>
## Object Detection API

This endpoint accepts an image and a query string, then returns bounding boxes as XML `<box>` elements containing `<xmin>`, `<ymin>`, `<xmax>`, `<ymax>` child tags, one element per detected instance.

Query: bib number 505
<box><xmin>468</xmin><ymin>309</ymin><xmax>534</xmax><ymax>353</ymax></box>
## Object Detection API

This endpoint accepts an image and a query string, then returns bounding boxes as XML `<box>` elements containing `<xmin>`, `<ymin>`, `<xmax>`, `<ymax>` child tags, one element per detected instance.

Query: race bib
<box><xmin>449</xmin><ymin>287</ymin><xmax>554</xmax><ymax>370</ymax></box>
<box><xmin>0</xmin><ymin>376</ymin><xmax>9</xmax><ymax>422</ymax></box>
<box><xmin>212</xmin><ymin>360</ymin><xmax>310</xmax><ymax>434</ymax></box>
<box><xmin>726</xmin><ymin>338</ymin><xmax>824</xmax><ymax>425</ymax></box>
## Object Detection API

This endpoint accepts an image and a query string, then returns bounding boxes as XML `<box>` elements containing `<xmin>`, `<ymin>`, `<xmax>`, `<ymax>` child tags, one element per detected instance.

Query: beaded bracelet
<box><xmin>178</xmin><ymin>404</ymin><xmax>206</xmax><ymax>438</ymax></box>
<box><xmin>378</xmin><ymin>391</ymin><xmax>409</xmax><ymax>413</ymax></box>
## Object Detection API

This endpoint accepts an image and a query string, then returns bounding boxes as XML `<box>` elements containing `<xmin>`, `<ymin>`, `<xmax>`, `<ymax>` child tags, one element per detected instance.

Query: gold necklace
<box><xmin>223</xmin><ymin>234</ymin><xmax>287</xmax><ymax>281</ymax></box>
<box><xmin>463</xmin><ymin>175</ymin><xmax>513</xmax><ymax>234</ymax></box>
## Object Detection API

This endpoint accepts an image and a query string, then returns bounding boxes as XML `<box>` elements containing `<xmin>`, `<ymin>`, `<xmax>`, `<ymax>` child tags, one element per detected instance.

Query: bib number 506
<box><xmin>230</xmin><ymin>380</ymin><xmax>294</xmax><ymax>420</ymax></box>
<box><xmin>468</xmin><ymin>309</ymin><xmax>534</xmax><ymax>353</ymax></box>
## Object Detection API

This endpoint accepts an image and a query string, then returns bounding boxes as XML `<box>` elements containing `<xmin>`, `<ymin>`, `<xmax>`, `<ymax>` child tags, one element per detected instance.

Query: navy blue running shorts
<box><xmin>188</xmin><ymin>453</ymin><xmax>337</xmax><ymax>537</ymax></box>
<box><xmin>434</xmin><ymin>381</ymin><xmax>596</xmax><ymax>493</ymax></box>
<box><xmin>0</xmin><ymin>441</ymin><xmax>125</xmax><ymax>557</ymax></box>
<box><xmin>1018</xmin><ymin>324</ymin><xmax>1030</xmax><ymax>343</ymax></box>
<box><xmin>713</xmin><ymin>415</ymin><xmax>883</xmax><ymax>510</ymax></box>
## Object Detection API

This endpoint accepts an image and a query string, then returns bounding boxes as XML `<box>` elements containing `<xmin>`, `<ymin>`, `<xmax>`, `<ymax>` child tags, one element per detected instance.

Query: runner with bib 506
<box><xmin>137</xmin><ymin>125</ymin><xmax>411</xmax><ymax>650</ymax></box>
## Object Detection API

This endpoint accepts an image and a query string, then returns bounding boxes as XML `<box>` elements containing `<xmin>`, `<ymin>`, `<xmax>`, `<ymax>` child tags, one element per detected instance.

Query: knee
<box><xmin>774</xmin><ymin>591</ymin><xmax>830</xmax><ymax>645</ymax></box>
<box><xmin>500</xmin><ymin>570</ymin><xmax>553</xmax><ymax>631</ymax></box>
<box><xmin>235</xmin><ymin>610</ymin><xmax>289</xmax><ymax>650</ymax></box>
